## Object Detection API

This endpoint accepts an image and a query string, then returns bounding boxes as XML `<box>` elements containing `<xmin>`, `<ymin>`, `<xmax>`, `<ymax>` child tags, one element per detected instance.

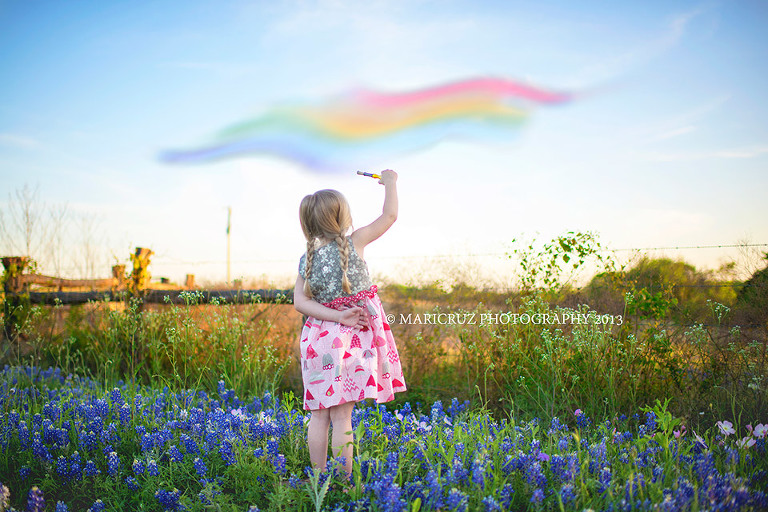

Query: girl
<box><xmin>293</xmin><ymin>169</ymin><xmax>406</xmax><ymax>478</ymax></box>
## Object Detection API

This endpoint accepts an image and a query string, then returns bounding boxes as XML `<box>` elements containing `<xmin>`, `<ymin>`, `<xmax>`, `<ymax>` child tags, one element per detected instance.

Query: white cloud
<box><xmin>653</xmin><ymin>125</ymin><xmax>697</xmax><ymax>141</ymax></box>
<box><xmin>0</xmin><ymin>133</ymin><xmax>41</xmax><ymax>149</ymax></box>
<box><xmin>641</xmin><ymin>144</ymin><xmax>768</xmax><ymax>162</ymax></box>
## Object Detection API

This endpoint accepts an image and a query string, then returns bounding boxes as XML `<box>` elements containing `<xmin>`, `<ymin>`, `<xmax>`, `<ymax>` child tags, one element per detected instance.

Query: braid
<box><xmin>303</xmin><ymin>240</ymin><xmax>315</xmax><ymax>298</ymax></box>
<box><xmin>336</xmin><ymin>234</ymin><xmax>351</xmax><ymax>294</ymax></box>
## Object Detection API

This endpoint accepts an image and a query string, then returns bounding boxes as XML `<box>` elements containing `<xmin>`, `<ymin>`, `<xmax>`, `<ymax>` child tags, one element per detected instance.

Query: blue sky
<box><xmin>1</xmin><ymin>0</ymin><xmax>767</xmax><ymax>286</ymax></box>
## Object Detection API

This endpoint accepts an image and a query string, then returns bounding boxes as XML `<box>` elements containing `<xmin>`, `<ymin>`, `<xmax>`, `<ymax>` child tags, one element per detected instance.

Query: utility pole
<box><xmin>226</xmin><ymin>206</ymin><xmax>231</xmax><ymax>284</ymax></box>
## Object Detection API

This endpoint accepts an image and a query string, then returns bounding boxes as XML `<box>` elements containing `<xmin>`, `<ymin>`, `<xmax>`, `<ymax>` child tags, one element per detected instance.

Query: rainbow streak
<box><xmin>352</xmin><ymin>76</ymin><xmax>573</xmax><ymax>108</ymax></box>
<box><xmin>160</xmin><ymin>77</ymin><xmax>572</xmax><ymax>170</ymax></box>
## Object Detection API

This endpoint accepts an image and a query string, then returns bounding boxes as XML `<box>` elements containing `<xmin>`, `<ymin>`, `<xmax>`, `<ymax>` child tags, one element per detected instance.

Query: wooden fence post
<box><xmin>2</xmin><ymin>256</ymin><xmax>29</xmax><ymax>342</ymax></box>
<box><xmin>112</xmin><ymin>264</ymin><xmax>126</xmax><ymax>292</ymax></box>
<box><xmin>185</xmin><ymin>274</ymin><xmax>196</xmax><ymax>290</ymax></box>
<box><xmin>129</xmin><ymin>248</ymin><xmax>153</xmax><ymax>303</ymax></box>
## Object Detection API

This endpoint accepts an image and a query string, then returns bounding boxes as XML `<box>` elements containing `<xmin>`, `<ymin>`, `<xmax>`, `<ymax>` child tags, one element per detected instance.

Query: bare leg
<box><xmin>329</xmin><ymin>401</ymin><xmax>356</xmax><ymax>477</ymax></box>
<box><xmin>307</xmin><ymin>408</ymin><xmax>330</xmax><ymax>472</ymax></box>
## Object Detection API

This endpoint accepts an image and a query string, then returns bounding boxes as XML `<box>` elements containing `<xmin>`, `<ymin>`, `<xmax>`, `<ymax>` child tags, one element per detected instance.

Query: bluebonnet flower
<box><xmin>147</xmin><ymin>459</ymin><xmax>160</xmax><ymax>477</ymax></box>
<box><xmin>266</xmin><ymin>438</ymin><xmax>279</xmax><ymax>457</ymax></box>
<box><xmin>119</xmin><ymin>403</ymin><xmax>131</xmax><ymax>425</ymax></box>
<box><xmin>84</xmin><ymin>459</ymin><xmax>100</xmax><ymax>477</ymax></box>
<box><xmin>87</xmin><ymin>499</ymin><xmax>105</xmax><ymax>512</ymax></box>
<box><xmin>17</xmin><ymin>420</ymin><xmax>30</xmax><ymax>449</ymax></box>
<box><xmin>140</xmin><ymin>432</ymin><xmax>154</xmax><ymax>452</ymax></box>
<box><xmin>180</xmin><ymin>433</ymin><xmax>198</xmax><ymax>455</ymax></box>
<box><xmin>133</xmin><ymin>458</ymin><xmax>146</xmax><ymax>476</ymax></box>
<box><xmin>530</xmin><ymin>488</ymin><xmax>545</xmax><ymax>504</ymax></box>
<box><xmin>445</xmin><ymin>488</ymin><xmax>468</xmax><ymax>512</ymax></box>
<box><xmin>107</xmin><ymin>451</ymin><xmax>120</xmax><ymax>477</ymax></box>
<box><xmin>498</xmin><ymin>483</ymin><xmax>515</xmax><ymax>508</ymax></box>
<box><xmin>559</xmin><ymin>483</ymin><xmax>576</xmax><ymax>505</ymax></box>
<box><xmin>370</xmin><ymin>474</ymin><xmax>405</xmax><ymax>512</ymax></box>
<box><xmin>423</xmin><ymin>469</ymin><xmax>444</xmax><ymax>509</ymax></box>
<box><xmin>575</xmin><ymin>409</ymin><xmax>591</xmax><ymax>429</ymax></box>
<box><xmin>625</xmin><ymin>472</ymin><xmax>646</xmax><ymax>501</ymax></box>
<box><xmin>274</xmin><ymin>453</ymin><xmax>287</xmax><ymax>474</ymax></box>
<box><xmin>126</xmin><ymin>476</ymin><xmax>140</xmax><ymax>490</ymax></box>
<box><xmin>68</xmin><ymin>451</ymin><xmax>82</xmax><ymax>480</ymax></box>
<box><xmin>20</xmin><ymin>465</ymin><xmax>31</xmax><ymax>480</ymax></box>
<box><xmin>481</xmin><ymin>495</ymin><xmax>501</xmax><ymax>511</ymax></box>
<box><xmin>471</xmin><ymin>457</ymin><xmax>487</xmax><ymax>490</ymax></box>
<box><xmin>598</xmin><ymin>466</ymin><xmax>612</xmax><ymax>494</ymax></box>
<box><xmin>28</xmin><ymin>486</ymin><xmax>46</xmax><ymax>512</ymax></box>
<box><xmin>79</xmin><ymin>430</ymin><xmax>98</xmax><ymax>451</ymax></box>
<box><xmin>168</xmin><ymin>445</ymin><xmax>183</xmax><ymax>463</ymax></box>
<box><xmin>55</xmin><ymin>501</ymin><xmax>69</xmax><ymax>512</ymax></box>
<box><xmin>156</xmin><ymin>487</ymin><xmax>184</xmax><ymax>510</ymax></box>
<box><xmin>32</xmin><ymin>433</ymin><xmax>51</xmax><ymax>461</ymax></box>
<box><xmin>193</xmin><ymin>457</ymin><xmax>207</xmax><ymax>477</ymax></box>
<box><xmin>56</xmin><ymin>455</ymin><xmax>69</xmax><ymax>479</ymax></box>
<box><xmin>219</xmin><ymin>438</ymin><xmax>236</xmax><ymax>465</ymax></box>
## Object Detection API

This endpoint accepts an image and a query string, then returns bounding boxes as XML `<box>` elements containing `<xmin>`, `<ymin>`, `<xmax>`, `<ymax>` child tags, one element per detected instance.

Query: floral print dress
<box><xmin>298</xmin><ymin>237</ymin><xmax>406</xmax><ymax>410</ymax></box>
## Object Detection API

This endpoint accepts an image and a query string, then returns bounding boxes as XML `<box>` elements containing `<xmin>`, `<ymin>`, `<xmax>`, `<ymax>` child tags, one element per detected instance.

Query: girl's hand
<box><xmin>337</xmin><ymin>306</ymin><xmax>369</xmax><ymax>329</ymax></box>
<box><xmin>378</xmin><ymin>169</ymin><xmax>398</xmax><ymax>186</ymax></box>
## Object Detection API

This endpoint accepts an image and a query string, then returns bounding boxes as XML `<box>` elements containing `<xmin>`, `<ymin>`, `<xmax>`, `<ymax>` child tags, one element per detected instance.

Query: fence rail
<box><xmin>24</xmin><ymin>288</ymin><xmax>293</xmax><ymax>306</ymax></box>
<box><xmin>2</xmin><ymin>248</ymin><xmax>294</xmax><ymax>307</ymax></box>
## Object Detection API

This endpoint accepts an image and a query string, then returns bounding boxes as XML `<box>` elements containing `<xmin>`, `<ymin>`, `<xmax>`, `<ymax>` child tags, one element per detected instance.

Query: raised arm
<box><xmin>294</xmin><ymin>275</ymin><xmax>367</xmax><ymax>328</ymax></box>
<box><xmin>350</xmin><ymin>169</ymin><xmax>398</xmax><ymax>259</ymax></box>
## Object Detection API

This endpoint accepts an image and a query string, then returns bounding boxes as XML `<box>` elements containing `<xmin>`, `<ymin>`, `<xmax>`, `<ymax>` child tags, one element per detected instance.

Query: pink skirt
<box><xmin>300</xmin><ymin>286</ymin><xmax>407</xmax><ymax>410</ymax></box>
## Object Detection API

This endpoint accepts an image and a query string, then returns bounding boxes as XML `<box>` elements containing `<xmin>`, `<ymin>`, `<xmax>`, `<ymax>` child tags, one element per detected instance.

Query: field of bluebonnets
<box><xmin>1</xmin><ymin>248</ymin><xmax>768</xmax><ymax>511</ymax></box>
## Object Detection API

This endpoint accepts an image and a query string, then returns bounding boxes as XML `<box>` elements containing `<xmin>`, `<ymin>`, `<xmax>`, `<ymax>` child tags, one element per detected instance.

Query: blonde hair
<box><xmin>299</xmin><ymin>189</ymin><xmax>353</xmax><ymax>298</ymax></box>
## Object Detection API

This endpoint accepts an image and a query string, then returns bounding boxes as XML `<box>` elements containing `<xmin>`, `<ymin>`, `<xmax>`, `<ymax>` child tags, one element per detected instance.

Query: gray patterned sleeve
<box><xmin>298</xmin><ymin>254</ymin><xmax>306</xmax><ymax>278</ymax></box>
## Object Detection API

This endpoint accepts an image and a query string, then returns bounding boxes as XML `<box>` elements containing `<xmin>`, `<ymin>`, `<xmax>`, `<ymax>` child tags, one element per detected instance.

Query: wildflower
<box><xmin>598</xmin><ymin>466</ymin><xmax>612</xmax><ymax>494</ymax></box>
<box><xmin>84</xmin><ymin>460</ymin><xmax>100</xmax><ymax>477</ymax></box>
<box><xmin>737</xmin><ymin>437</ymin><xmax>756</xmax><ymax>449</ymax></box>
<box><xmin>673</xmin><ymin>425</ymin><xmax>686</xmax><ymax>439</ymax></box>
<box><xmin>530</xmin><ymin>488</ymin><xmax>544</xmax><ymax>504</ymax></box>
<box><xmin>693</xmin><ymin>431</ymin><xmax>708</xmax><ymax>450</ymax></box>
<box><xmin>753</xmin><ymin>423</ymin><xmax>768</xmax><ymax>438</ymax></box>
<box><xmin>55</xmin><ymin>501</ymin><xmax>69</xmax><ymax>512</ymax></box>
<box><xmin>107</xmin><ymin>451</ymin><xmax>120</xmax><ymax>477</ymax></box>
<box><xmin>69</xmin><ymin>452</ymin><xmax>82</xmax><ymax>480</ymax></box>
<box><xmin>88</xmin><ymin>499</ymin><xmax>105</xmax><ymax>512</ymax></box>
<box><xmin>193</xmin><ymin>458</ymin><xmax>207</xmax><ymax>477</ymax></box>
<box><xmin>274</xmin><ymin>454</ymin><xmax>287</xmax><ymax>474</ymax></box>
<box><xmin>445</xmin><ymin>488</ymin><xmax>468</xmax><ymax>512</ymax></box>
<box><xmin>575</xmin><ymin>409</ymin><xmax>590</xmax><ymax>429</ymax></box>
<box><xmin>157</xmin><ymin>439</ymin><xmax>176</xmax><ymax>459</ymax></box>
<box><xmin>716</xmin><ymin>420</ymin><xmax>735</xmax><ymax>436</ymax></box>
<box><xmin>559</xmin><ymin>483</ymin><xmax>577</xmax><ymax>505</ymax></box>
<box><xmin>481</xmin><ymin>495</ymin><xmax>501</xmax><ymax>511</ymax></box>
<box><xmin>133</xmin><ymin>458</ymin><xmax>146</xmax><ymax>476</ymax></box>
<box><xmin>498</xmin><ymin>483</ymin><xmax>515</xmax><ymax>508</ymax></box>
<box><xmin>126</xmin><ymin>476</ymin><xmax>140</xmax><ymax>490</ymax></box>
<box><xmin>119</xmin><ymin>403</ymin><xmax>131</xmax><ymax>425</ymax></box>
<box><xmin>147</xmin><ymin>459</ymin><xmax>160</xmax><ymax>477</ymax></box>
<box><xmin>56</xmin><ymin>455</ymin><xmax>69</xmax><ymax>479</ymax></box>
<box><xmin>28</xmin><ymin>486</ymin><xmax>45</xmax><ymax>512</ymax></box>
<box><xmin>155</xmin><ymin>488</ymin><xmax>184</xmax><ymax>511</ymax></box>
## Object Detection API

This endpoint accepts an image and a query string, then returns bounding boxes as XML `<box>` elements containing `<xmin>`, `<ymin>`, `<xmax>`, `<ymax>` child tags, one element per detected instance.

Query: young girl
<box><xmin>293</xmin><ymin>169</ymin><xmax>406</xmax><ymax>477</ymax></box>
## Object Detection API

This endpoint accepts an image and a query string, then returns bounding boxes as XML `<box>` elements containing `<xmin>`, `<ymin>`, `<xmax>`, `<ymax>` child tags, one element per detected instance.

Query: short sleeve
<box><xmin>298</xmin><ymin>254</ymin><xmax>307</xmax><ymax>278</ymax></box>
